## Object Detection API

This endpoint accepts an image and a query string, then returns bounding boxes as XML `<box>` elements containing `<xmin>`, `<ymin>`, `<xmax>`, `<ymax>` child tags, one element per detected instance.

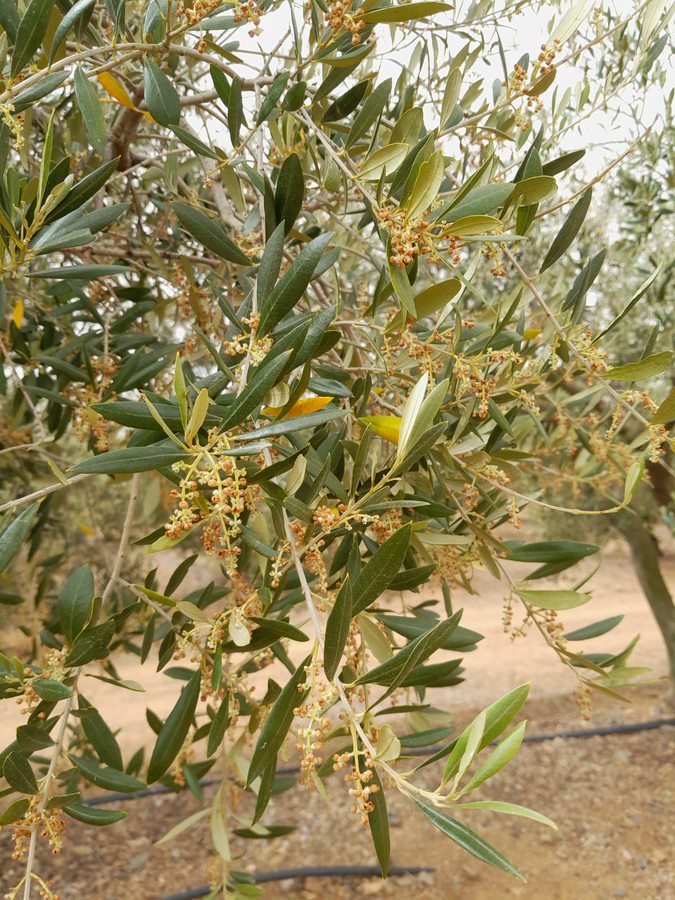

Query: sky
<box><xmin>206</xmin><ymin>0</ymin><xmax>673</xmax><ymax>178</ymax></box>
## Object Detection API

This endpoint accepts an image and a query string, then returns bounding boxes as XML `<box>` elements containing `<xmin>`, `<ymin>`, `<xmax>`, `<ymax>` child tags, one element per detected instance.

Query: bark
<box><xmin>614</xmin><ymin>509</ymin><xmax>675</xmax><ymax>686</ymax></box>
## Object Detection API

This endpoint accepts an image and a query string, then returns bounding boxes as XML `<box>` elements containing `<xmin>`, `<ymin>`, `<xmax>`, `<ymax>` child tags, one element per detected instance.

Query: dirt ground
<box><xmin>1</xmin><ymin>539</ymin><xmax>674</xmax><ymax>899</ymax></box>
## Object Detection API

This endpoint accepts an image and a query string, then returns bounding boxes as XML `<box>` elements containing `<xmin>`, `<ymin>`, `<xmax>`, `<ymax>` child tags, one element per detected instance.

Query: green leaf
<box><xmin>517</xmin><ymin>589</ymin><xmax>591</xmax><ymax>610</ymax></box>
<box><xmin>10</xmin><ymin>0</ymin><xmax>52</xmax><ymax>77</ymax></box>
<box><xmin>439</xmin><ymin>183</ymin><xmax>514</xmax><ymax>222</ymax></box>
<box><xmin>156</xmin><ymin>807</ymin><xmax>210</xmax><ymax>844</ymax></box>
<box><xmin>173</xmin><ymin>202</ymin><xmax>251</xmax><ymax>265</ymax></box>
<box><xmin>362</xmin><ymin>2</ymin><xmax>453</xmax><ymax>23</ymax></box>
<box><xmin>50</xmin><ymin>0</ymin><xmax>96</xmax><ymax>62</ymax></box>
<box><xmin>440</xmin><ymin>68</ymin><xmax>462</xmax><ymax>128</ymax></box>
<box><xmin>246</xmin><ymin>655</ymin><xmax>311</xmax><ymax>786</ymax></box>
<box><xmin>37</xmin><ymin>111</ymin><xmax>54</xmax><ymax>209</ymax></box>
<box><xmin>442</xmin><ymin>684</ymin><xmax>530</xmax><ymax>783</ymax></box>
<box><xmin>258</xmin><ymin>233</ymin><xmax>333</xmax><ymax>336</ymax></box>
<box><xmin>324</xmin><ymin>579</ymin><xmax>352</xmax><ymax>681</ymax></box>
<box><xmin>463</xmin><ymin>721</ymin><xmax>526</xmax><ymax>792</ymax></box>
<box><xmin>451</xmin><ymin>800</ymin><xmax>555</xmax><ymax>829</ymax></box>
<box><xmin>251</xmin><ymin>758</ymin><xmax>277</xmax><ymax>825</ymax></box>
<box><xmin>147</xmin><ymin>669</ymin><xmax>201</xmax><ymax>782</ymax></box>
<box><xmin>406</xmin><ymin>150</ymin><xmax>444</xmax><ymax>221</ymax></box>
<box><xmin>413</xmin><ymin>798</ymin><xmax>524</xmax><ymax>880</ymax></box>
<box><xmin>105</xmin><ymin>0</ymin><xmax>125</xmax><ymax>34</ymax></box>
<box><xmin>398</xmin><ymin>372</ymin><xmax>429</xmax><ymax>457</ymax></box>
<box><xmin>16</xmin><ymin>723</ymin><xmax>55</xmax><ymax>753</ymax></box>
<box><xmin>79</xmin><ymin>695</ymin><xmax>124</xmax><ymax>770</ymax></box>
<box><xmin>444</xmin><ymin>214</ymin><xmax>503</xmax><ymax>237</ymax></box>
<box><xmin>249</xmin><ymin>617</ymin><xmax>309</xmax><ymax>642</ymax></box>
<box><xmin>185</xmin><ymin>388</ymin><xmax>210</xmax><ymax>445</ymax></box>
<box><xmin>455</xmin><ymin>710</ymin><xmax>486</xmax><ymax>782</ymax></box>
<box><xmin>228</xmin><ymin>75</ymin><xmax>243</xmax><ymax>145</ymax></box>
<box><xmin>207</xmin><ymin>695</ymin><xmax>230</xmax><ymax>757</ymax></box>
<box><xmin>169</xmin><ymin>125</ymin><xmax>218</xmax><ymax>160</ymax></box>
<box><xmin>0</xmin><ymin>502</ymin><xmax>39</xmax><ymax>574</ymax></box>
<box><xmin>368</xmin><ymin>770</ymin><xmax>390</xmax><ymax>877</ymax></box>
<box><xmin>64</xmin><ymin>803</ymin><xmax>127</xmax><ymax>826</ymax></box>
<box><xmin>0</xmin><ymin>0</ymin><xmax>20</xmax><ymax>43</ymax></box>
<box><xmin>601</xmin><ymin>350</ymin><xmax>673</xmax><ymax>382</ymax></box>
<box><xmin>70</xmin><ymin>755</ymin><xmax>145</xmax><ymax>792</ymax></box>
<box><xmin>74</xmin><ymin>67</ymin><xmax>107</xmax><ymax>154</ymax></box>
<box><xmin>652</xmin><ymin>385</ymin><xmax>675</xmax><ymax>426</ymax></box>
<box><xmin>506</xmin><ymin>540</ymin><xmax>598</xmax><ymax>564</ymax></box>
<box><xmin>142</xmin><ymin>394</ymin><xmax>186</xmax><ymax>446</ymax></box>
<box><xmin>540</xmin><ymin>189</ymin><xmax>592</xmax><ymax>272</ymax></box>
<box><xmin>359</xmin><ymin>142</ymin><xmax>409</xmax><ymax>180</ymax></box>
<box><xmin>399</xmin><ymin>378</ymin><xmax>448</xmax><ymax>459</ymax></box>
<box><xmin>257</xmin><ymin>221</ymin><xmax>286</xmax><ymax>307</ymax></box>
<box><xmin>274</xmin><ymin>153</ymin><xmax>304</xmax><ymax>234</ymax></box>
<box><xmin>30</xmin><ymin>264</ymin><xmax>131</xmax><ymax>280</ymax></box>
<box><xmin>144</xmin><ymin>59</ymin><xmax>181</xmax><ymax>127</ymax></box>
<box><xmin>71</xmin><ymin>444</ymin><xmax>188</xmax><ymax>475</ymax></box>
<box><xmin>210</xmin><ymin>65</ymin><xmax>230</xmax><ymax>104</ymax></box>
<box><xmin>257</xmin><ymin>72</ymin><xmax>290</xmax><ymax>125</ymax></box>
<box><xmin>45</xmin><ymin>157</ymin><xmax>120</xmax><ymax>223</ymax></box>
<box><xmin>143</xmin><ymin>0</ymin><xmax>169</xmax><ymax>39</ymax></box>
<box><xmin>174</xmin><ymin>354</ymin><xmax>189</xmax><ymax>429</ymax></box>
<box><xmin>511</xmin><ymin>175</ymin><xmax>557</xmax><ymax>206</ymax></box>
<box><xmin>352</xmin><ymin>524</ymin><xmax>413</xmax><ymax>614</ymax></box>
<box><xmin>623</xmin><ymin>459</ymin><xmax>645</xmax><ymax>503</ymax></box>
<box><xmin>354</xmin><ymin>612</ymin><xmax>462</xmax><ymax>698</ymax></box>
<box><xmin>564</xmin><ymin>615</ymin><xmax>624</xmax><ymax>641</ymax></box>
<box><xmin>377</xmin><ymin>614</ymin><xmax>481</xmax><ymax>651</ymax></box>
<box><xmin>389</xmin><ymin>257</ymin><xmax>416</xmax><ymax>317</ymax></box>
<box><xmin>65</xmin><ymin>620</ymin><xmax>115</xmax><ymax>666</ymax></box>
<box><xmin>0</xmin><ymin>798</ymin><xmax>30</xmax><ymax>825</ymax></box>
<box><xmin>48</xmin><ymin>793</ymin><xmax>84</xmax><ymax>810</ymax></box>
<box><xmin>13</xmin><ymin>72</ymin><xmax>69</xmax><ymax>113</ymax></box>
<box><xmin>282</xmin><ymin>81</ymin><xmax>306</xmax><ymax>110</ymax></box>
<box><xmin>562</xmin><ymin>248</ymin><xmax>606</xmax><ymax>313</ymax></box>
<box><xmin>541</xmin><ymin>149</ymin><xmax>585</xmax><ymax>176</ymax></box>
<box><xmin>58</xmin><ymin>566</ymin><xmax>94</xmax><ymax>643</ymax></box>
<box><xmin>232</xmin><ymin>824</ymin><xmax>295</xmax><ymax>840</ymax></box>
<box><xmin>506</xmin><ymin>540</ymin><xmax>598</xmax><ymax>579</ymax></box>
<box><xmin>220</xmin><ymin>351</ymin><xmax>291</xmax><ymax>431</ymax></box>
<box><xmin>33</xmin><ymin>679</ymin><xmax>72</xmax><ymax>701</ymax></box>
<box><xmin>3</xmin><ymin>752</ymin><xmax>38</xmax><ymax>794</ymax></box>
<box><xmin>414</xmin><ymin>278</ymin><xmax>461</xmax><ymax>318</ymax></box>
<box><xmin>346</xmin><ymin>78</ymin><xmax>391</xmax><ymax>149</ymax></box>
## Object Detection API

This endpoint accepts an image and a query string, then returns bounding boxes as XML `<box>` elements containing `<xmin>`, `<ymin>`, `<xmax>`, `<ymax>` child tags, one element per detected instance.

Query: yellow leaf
<box><xmin>523</xmin><ymin>328</ymin><xmax>542</xmax><ymax>340</ymax></box>
<box><xmin>97</xmin><ymin>72</ymin><xmax>136</xmax><ymax>109</ymax></box>
<box><xmin>263</xmin><ymin>396</ymin><xmax>333</xmax><ymax>419</ymax></box>
<box><xmin>97</xmin><ymin>72</ymin><xmax>154</xmax><ymax>122</ymax></box>
<box><xmin>11</xmin><ymin>299</ymin><xmax>23</xmax><ymax>328</ymax></box>
<box><xmin>359</xmin><ymin>415</ymin><xmax>402</xmax><ymax>445</ymax></box>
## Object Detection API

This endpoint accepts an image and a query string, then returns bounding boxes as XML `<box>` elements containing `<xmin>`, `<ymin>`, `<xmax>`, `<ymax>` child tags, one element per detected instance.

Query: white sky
<box><xmin>218</xmin><ymin>0</ymin><xmax>673</xmax><ymax>177</ymax></box>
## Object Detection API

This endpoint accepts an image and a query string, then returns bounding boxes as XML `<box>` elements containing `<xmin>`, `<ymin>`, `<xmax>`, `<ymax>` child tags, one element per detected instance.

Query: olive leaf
<box><xmin>324</xmin><ymin>578</ymin><xmax>352</xmax><ymax>681</ymax></box>
<box><xmin>147</xmin><ymin>669</ymin><xmax>201</xmax><ymax>782</ymax></box>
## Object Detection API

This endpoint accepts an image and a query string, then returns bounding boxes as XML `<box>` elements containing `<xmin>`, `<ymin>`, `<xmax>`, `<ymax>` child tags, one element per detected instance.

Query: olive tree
<box><xmin>0</xmin><ymin>1</ymin><xmax>671</xmax><ymax>897</ymax></box>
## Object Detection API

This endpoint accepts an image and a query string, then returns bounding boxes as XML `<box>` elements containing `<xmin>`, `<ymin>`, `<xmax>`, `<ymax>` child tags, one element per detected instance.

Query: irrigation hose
<box><xmin>160</xmin><ymin>866</ymin><xmax>435</xmax><ymax>900</ymax></box>
<box><xmin>82</xmin><ymin>716</ymin><xmax>675</xmax><ymax>808</ymax></box>
<box><xmin>75</xmin><ymin>717</ymin><xmax>675</xmax><ymax>900</ymax></box>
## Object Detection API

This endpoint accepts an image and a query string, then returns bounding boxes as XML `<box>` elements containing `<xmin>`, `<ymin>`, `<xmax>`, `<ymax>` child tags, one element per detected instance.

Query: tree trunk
<box><xmin>614</xmin><ymin>510</ymin><xmax>675</xmax><ymax>687</ymax></box>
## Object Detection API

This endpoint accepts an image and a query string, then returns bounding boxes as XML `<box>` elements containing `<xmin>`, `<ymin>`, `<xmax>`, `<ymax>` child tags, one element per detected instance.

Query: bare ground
<box><xmin>1</xmin><ymin>540</ymin><xmax>674</xmax><ymax>899</ymax></box>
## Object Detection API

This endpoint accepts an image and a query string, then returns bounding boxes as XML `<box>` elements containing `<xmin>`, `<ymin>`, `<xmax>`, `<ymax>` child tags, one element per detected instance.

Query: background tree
<box><xmin>0</xmin><ymin>1</ymin><xmax>671</xmax><ymax>898</ymax></box>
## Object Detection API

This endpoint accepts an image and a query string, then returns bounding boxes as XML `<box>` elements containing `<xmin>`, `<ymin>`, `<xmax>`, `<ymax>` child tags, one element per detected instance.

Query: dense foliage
<box><xmin>0</xmin><ymin>0</ymin><xmax>672</xmax><ymax>897</ymax></box>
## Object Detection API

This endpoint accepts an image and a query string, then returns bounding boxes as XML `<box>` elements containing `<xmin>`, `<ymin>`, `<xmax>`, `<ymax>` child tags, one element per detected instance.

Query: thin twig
<box><xmin>21</xmin><ymin>474</ymin><xmax>140</xmax><ymax>899</ymax></box>
<box><xmin>0</xmin><ymin>337</ymin><xmax>47</xmax><ymax>442</ymax></box>
<box><xmin>0</xmin><ymin>474</ymin><xmax>93</xmax><ymax>515</ymax></box>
